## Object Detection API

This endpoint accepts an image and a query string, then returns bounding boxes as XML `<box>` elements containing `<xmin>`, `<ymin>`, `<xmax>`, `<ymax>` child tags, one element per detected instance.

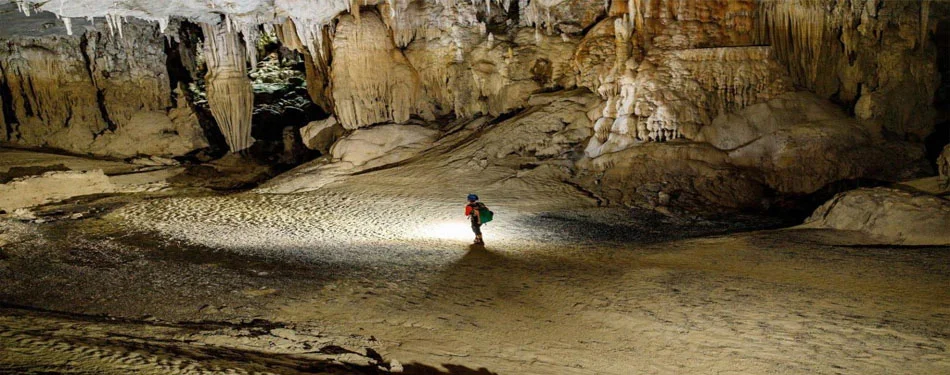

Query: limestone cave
<box><xmin>0</xmin><ymin>0</ymin><xmax>948</xmax><ymax>373</ymax></box>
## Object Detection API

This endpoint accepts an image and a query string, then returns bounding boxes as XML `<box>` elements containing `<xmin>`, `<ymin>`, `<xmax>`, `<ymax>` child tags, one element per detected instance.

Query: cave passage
<box><xmin>1</xmin><ymin>0</ymin><xmax>949</xmax><ymax>374</ymax></box>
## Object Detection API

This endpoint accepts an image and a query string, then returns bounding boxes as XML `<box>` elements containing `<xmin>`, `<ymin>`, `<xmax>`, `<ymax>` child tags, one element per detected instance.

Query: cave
<box><xmin>0</xmin><ymin>1</ymin><xmax>948</xmax><ymax>374</ymax></box>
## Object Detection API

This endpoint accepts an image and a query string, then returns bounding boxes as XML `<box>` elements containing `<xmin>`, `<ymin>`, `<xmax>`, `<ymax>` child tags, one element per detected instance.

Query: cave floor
<box><xmin>0</xmin><ymin>181</ymin><xmax>948</xmax><ymax>374</ymax></box>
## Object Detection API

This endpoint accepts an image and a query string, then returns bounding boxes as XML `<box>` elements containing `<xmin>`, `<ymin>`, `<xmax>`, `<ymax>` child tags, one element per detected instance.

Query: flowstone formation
<box><xmin>1</xmin><ymin>0</ymin><xmax>947</xmax><ymax>211</ymax></box>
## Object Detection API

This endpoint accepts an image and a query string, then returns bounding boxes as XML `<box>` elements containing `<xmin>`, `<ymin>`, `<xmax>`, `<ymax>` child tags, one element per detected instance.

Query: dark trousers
<box><xmin>471</xmin><ymin>219</ymin><xmax>482</xmax><ymax>236</ymax></box>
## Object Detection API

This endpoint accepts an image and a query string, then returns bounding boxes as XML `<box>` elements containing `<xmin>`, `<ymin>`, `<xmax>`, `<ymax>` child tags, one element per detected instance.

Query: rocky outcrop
<box><xmin>803</xmin><ymin>187</ymin><xmax>950</xmax><ymax>246</ymax></box>
<box><xmin>0</xmin><ymin>170</ymin><xmax>115</xmax><ymax>212</ymax></box>
<box><xmin>0</xmin><ymin>18</ymin><xmax>208</xmax><ymax>158</ymax></box>
<box><xmin>330</xmin><ymin>125</ymin><xmax>440</xmax><ymax>169</ymax></box>
<box><xmin>700</xmin><ymin>91</ymin><xmax>925</xmax><ymax>194</ymax></box>
<box><xmin>299</xmin><ymin>117</ymin><xmax>345</xmax><ymax>154</ymax></box>
<box><xmin>756</xmin><ymin>0</ymin><xmax>940</xmax><ymax>140</ymax></box>
<box><xmin>586</xmin><ymin>46</ymin><xmax>793</xmax><ymax>157</ymax></box>
<box><xmin>575</xmin><ymin>143</ymin><xmax>765</xmax><ymax>209</ymax></box>
<box><xmin>626</xmin><ymin>0</ymin><xmax>757</xmax><ymax>50</ymax></box>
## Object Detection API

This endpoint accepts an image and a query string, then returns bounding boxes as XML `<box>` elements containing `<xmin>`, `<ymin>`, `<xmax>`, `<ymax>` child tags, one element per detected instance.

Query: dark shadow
<box><xmin>0</xmin><ymin>306</ymin><xmax>498</xmax><ymax>375</ymax></box>
<box><xmin>516</xmin><ymin>208</ymin><xmax>786</xmax><ymax>246</ymax></box>
<box><xmin>403</xmin><ymin>363</ymin><xmax>499</xmax><ymax>375</ymax></box>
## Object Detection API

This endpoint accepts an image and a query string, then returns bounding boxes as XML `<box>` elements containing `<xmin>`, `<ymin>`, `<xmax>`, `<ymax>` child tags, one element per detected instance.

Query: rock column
<box><xmin>201</xmin><ymin>22</ymin><xmax>254</xmax><ymax>153</ymax></box>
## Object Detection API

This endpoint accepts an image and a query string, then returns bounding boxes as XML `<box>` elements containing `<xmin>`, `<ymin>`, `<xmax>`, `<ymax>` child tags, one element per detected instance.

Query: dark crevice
<box><xmin>21</xmin><ymin>75</ymin><xmax>34</xmax><ymax>117</ymax></box>
<box><xmin>925</xmin><ymin>20</ymin><xmax>950</xmax><ymax>170</ymax></box>
<box><xmin>163</xmin><ymin>35</ymin><xmax>192</xmax><ymax>103</ymax></box>
<box><xmin>176</xmin><ymin>20</ymin><xmax>229</xmax><ymax>159</ymax></box>
<box><xmin>0</xmin><ymin>63</ymin><xmax>18</xmax><ymax>141</ymax></box>
<box><xmin>79</xmin><ymin>32</ymin><xmax>118</xmax><ymax>137</ymax></box>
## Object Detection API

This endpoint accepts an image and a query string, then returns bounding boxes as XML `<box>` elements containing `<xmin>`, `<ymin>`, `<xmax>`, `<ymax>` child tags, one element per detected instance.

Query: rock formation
<box><xmin>803</xmin><ymin>187</ymin><xmax>950</xmax><ymax>246</ymax></box>
<box><xmin>756</xmin><ymin>0</ymin><xmax>939</xmax><ymax>140</ymax></box>
<box><xmin>201</xmin><ymin>21</ymin><xmax>255</xmax><ymax>153</ymax></box>
<box><xmin>0</xmin><ymin>169</ymin><xmax>115</xmax><ymax>212</ymax></box>
<box><xmin>940</xmin><ymin>144</ymin><xmax>950</xmax><ymax>188</ymax></box>
<box><xmin>1</xmin><ymin>0</ymin><xmax>947</xmax><ymax>211</ymax></box>
<box><xmin>330</xmin><ymin>11</ymin><xmax>426</xmax><ymax>129</ymax></box>
<box><xmin>299</xmin><ymin>117</ymin><xmax>346</xmax><ymax>154</ymax></box>
<box><xmin>0</xmin><ymin>8</ymin><xmax>208</xmax><ymax>158</ymax></box>
<box><xmin>699</xmin><ymin>91</ymin><xmax>924</xmax><ymax>194</ymax></box>
<box><xmin>330</xmin><ymin>124</ymin><xmax>440</xmax><ymax>169</ymax></box>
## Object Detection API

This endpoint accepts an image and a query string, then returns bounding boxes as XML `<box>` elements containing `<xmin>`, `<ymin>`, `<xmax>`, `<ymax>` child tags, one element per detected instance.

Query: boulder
<box><xmin>330</xmin><ymin>125</ymin><xmax>440</xmax><ymax>169</ymax></box>
<box><xmin>574</xmin><ymin>142</ymin><xmax>765</xmax><ymax>210</ymax></box>
<box><xmin>0</xmin><ymin>170</ymin><xmax>116</xmax><ymax>212</ymax></box>
<box><xmin>299</xmin><ymin>117</ymin><xmax>346</xmax><ymax>154</ymax></box>
<box><xmin>91</xmin><ymin>108</ymin><xmax>209</xmax><ymax>158</ymax></box>
<box><xmin>699</xmin><ymin>91</ymin><xmax>925</xmax><ymax>194</ymax></box>
<box><xmin>803</xmin><ymin>187</ymin><xmax>950</xmax><ymax>246</ymax></box>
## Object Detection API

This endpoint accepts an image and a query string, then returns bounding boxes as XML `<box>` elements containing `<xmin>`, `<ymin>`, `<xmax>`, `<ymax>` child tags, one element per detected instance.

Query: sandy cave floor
<box><xmin>0</xmin><ymin>175</ymin><xmax>949</xmax><ymax>374</ymax></box>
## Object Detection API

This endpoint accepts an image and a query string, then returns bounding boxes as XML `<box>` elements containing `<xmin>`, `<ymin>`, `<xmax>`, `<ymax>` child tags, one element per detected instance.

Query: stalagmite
<box><xmin>201</xmin><ymin>21</ymin><xmax>254</xmax><ymax>153</ymax></box>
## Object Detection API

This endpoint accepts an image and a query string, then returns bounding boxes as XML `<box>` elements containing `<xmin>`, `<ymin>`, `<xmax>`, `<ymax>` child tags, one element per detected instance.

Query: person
<box><xmin>465</xmin><ymin>193</ymin><xmax>486</xmax><ymax>245</ymax></box>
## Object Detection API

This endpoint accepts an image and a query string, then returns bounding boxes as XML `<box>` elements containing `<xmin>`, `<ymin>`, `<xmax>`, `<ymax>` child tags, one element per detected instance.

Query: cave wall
<box><xmin>756</xmin><ymin>0</ymin><xmax>940</xmax><ymax>141</ymax></box>
<box><xmin>2</xmin><ymin>0</ymin><xmax>947</xmax><ymax>208</ymax></box>
<box><xmin>0</xmin><ymin>10</ymin><xmax>207</xmax><ymax>158</ymax></box>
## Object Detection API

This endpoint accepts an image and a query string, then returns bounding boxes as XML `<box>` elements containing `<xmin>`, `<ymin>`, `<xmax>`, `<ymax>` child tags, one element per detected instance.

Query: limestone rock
<box><xmin>330</xmin><ymin>125</ymin><xmax>439</xmax><ymax>169</ymax></box>
<box><xmin>299</xmin><ymin>117</ymin><xmax>345</xmax><ymax>154</ymax></box>
<box><xmin>202</xmin><ymin>21</ymin><xmax>255</xmax><ymax>153</ymax></box>
<box><xmin>0</xmin><ymin>170</ymin><xmax>115</xmax><ymax>212</ymax></box>
<box><xmin>462</xmin><ymin>90</ymin><xmax>596</xmax><ymax>163</ymax></box>
<box><xmin>521</xmin><ymin>0</ymin><xmax>605</xmax><ymax>35</ymax></box>
<box><xmin>575</xmin><ymin>143</ymin><xmax>765</xmax><ymax>209</ymax></box>
<box><xmin>91</xmin><ymin>108</ymin><xmax>209</xmax><ymax>158</ymax></box>
<box><xmin>0</xmin><ymin>33</ymin><xmax>108</xmax><ymax>152</ymax></box>
<box><xmin>939</xmin><ymin>144</ymin><xmax>950</xmax><ymax>186</ymax></box>
<box><xmin>331</xmin><ymin>11</ymin><xmax>426</xmax><ymax>129</ymax></box>
<box><xmin>404</xmin><ymin>18</ymin><xmax>579</xmax><ymax>120</ymax></box>
<box><xmin>0</xmin><ymin>18</ymin><xmax>207</xmax><ymax>158</ymax></box>
<box><xmin>629</xmin><ymin>0</ymin><xmax>758</xmax><ymax>50</ymax></box>
<box><xmin>573</xmin><ymin>18</ymin><xmax>620</xmax><ymax>93</ymax></box>
<box><xmin>803</xmin><ymin>188</ymin><xmax>950</xmax><ymax>246</ymax></box>
<box><xmin>586</xmin><ymin>46</ymin><xmax>793</xmax><ymax>158</ymax></box>
<box><xmin>756</xmin><ymin>0</ymin><xmax>939</xmax><ymax>140</ymax></box>
<box><xmin>701</xmin><ymin>91</ymin><xmax>925</xmax><ymax>194</ymax></box>
<box><xmin>82</xmin><ymin>20</ymin><xmax>173</xmax><ymax>127</ymax></box>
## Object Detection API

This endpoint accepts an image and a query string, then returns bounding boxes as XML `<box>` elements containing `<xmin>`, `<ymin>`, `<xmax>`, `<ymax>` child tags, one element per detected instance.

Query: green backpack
<box><xmin>478</xmin><ymin>206</ymin><xmax>494</xmax><ymax>224</ymax></box>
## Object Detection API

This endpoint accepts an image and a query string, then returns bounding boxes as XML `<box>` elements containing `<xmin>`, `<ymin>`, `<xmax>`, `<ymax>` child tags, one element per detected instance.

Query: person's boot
<box><xmin>475</xmin><ymin>235</ymin><xmax>484</xmax><ymax>245</ymax></box>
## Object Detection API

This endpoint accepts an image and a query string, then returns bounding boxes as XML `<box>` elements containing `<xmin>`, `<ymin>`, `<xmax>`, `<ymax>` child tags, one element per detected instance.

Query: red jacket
<box><xmin>465</xmin><ymin>202</ymin><xmax>483</xmax><ymax>217</ymax></box>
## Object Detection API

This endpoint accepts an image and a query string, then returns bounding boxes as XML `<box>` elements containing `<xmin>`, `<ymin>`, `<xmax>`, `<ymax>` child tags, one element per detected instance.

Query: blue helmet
<box><xmin>467</xmin><ymin>193</ymin><xmax>479</xmax><ymax>202</ymax></box>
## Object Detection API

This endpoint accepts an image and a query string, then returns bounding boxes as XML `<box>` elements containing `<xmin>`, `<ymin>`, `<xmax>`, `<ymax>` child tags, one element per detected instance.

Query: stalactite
<box><xmin>63</xmin><ymin>17</ymin><xmax>73</xmax><ymax>36</ymax></box>
<box><xmin>201</xmin><ymin>22</ymin><xmax>254</xmax><ymax>153</ymax></box>
<box><xmin>15</xmin><ymin>0</ymin><xmax>31</xmax><ymax>16</ymax></box>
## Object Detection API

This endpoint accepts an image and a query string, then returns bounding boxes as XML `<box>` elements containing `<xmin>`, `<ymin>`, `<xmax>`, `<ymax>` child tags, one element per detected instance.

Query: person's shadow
<box><xmin>467</xmin><ymin>243</ymin><xmax>486</xmax><ymax>252</ymax></box>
